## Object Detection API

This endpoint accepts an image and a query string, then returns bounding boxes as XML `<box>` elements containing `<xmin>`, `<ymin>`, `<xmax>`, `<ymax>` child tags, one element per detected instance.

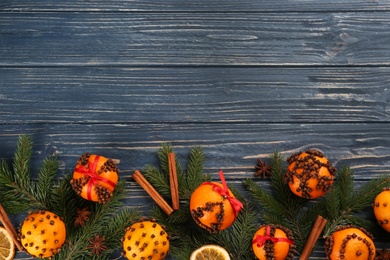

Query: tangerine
<box><xmin>284</xmin><ymin>149</ymin><xmax>336</xmax><ymax>199</ymax></box>
<box><xmin>20</xmin><ymin>210</ymin><xmax>66</xmax><ymax>258</ymax></box>
<box><xmin>190</xmin><ymin>171</ymin><xmax>243</xmax><ymax>233</ymax></box>
<box><xmin>373</xmin><ymin>188</ymin><xmax>390</xmax><ymax>232</ymax></box>
<box><xmin>252</xmin><ymin>224</ymin><xmax>295</xmax><ymax>260</ymax></box>
<box><xmin>122</xmin><ymin>220</ymin><xmax>169</xmax><ymax>260</ymax></box>
<box><xmin>70</xmin><ymin>153</ymin><xmax>119</xmax><ymax>204</ymax></box>
<box><xmin>324</xmin><ymin>225</ymin><xmax>376</xmax><ymax>260</ymax></box>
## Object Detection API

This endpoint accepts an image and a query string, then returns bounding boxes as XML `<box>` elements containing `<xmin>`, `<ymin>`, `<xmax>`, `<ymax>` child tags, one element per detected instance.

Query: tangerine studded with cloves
<box><xmin>252</xmin><ymin>224</ymin><xmax>295</xmax><ymax>260</ymax></box>
<box><xmin>190</xmin><ymin>182</ymin><xmax>238</xmax><ymax>233</ymax></box>
<box><xmin>324</xmin><ymin>225</ymin><xmax>376</xmax><ymax>260</ymax></box>
<box><xmin>70</xmin><ymin>153</ymin><xmax>119</xmax><ymax>204</ymax></box>
<box><xmin>122</xmin><ymin>220</ymin><xmax>170</xmax><ymax>260</ymax></box>
<box><xmin>373</xmin><ymin>188</ymin><xmax>390</xmax><ymax>232</ymax></box>
<box><xmin>20</xmin><ymin>210</ymin><xmax>66</xmax><ymax>258</ymax></box>
<box><xmin>284</xmin><ymin>149</ymin><xmax>336</xmax><ymax>199</ymax></box>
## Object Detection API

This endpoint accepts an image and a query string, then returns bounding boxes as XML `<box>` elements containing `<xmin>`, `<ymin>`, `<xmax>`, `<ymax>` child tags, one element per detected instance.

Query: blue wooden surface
<box><xmin>1</xmin><ymin>1</ymin><xmax>390</xmax><ymax>259</ymax></box>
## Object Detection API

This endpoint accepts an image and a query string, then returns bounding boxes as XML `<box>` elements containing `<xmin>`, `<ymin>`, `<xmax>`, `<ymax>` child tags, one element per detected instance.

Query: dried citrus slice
<box><xmin>190</xmin><ymin>245</ymin><xmax>230</xmax><ymax>260</ymax></box>
<box><xmin>0</xmin><ymin>226</ymin><xmax>15</xmax><ymax>260</ymax></box>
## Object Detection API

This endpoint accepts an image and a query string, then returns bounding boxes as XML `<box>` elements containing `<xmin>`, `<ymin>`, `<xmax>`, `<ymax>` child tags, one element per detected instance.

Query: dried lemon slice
<box><xmin>190</xmin><ymin>244</ymin><xmax>230</xmax><ymax>260</ymax></box>
<box><xmin>0</xmin><ymin>227</ymin><xmax>15</xmax><ymax>260</ymax></box>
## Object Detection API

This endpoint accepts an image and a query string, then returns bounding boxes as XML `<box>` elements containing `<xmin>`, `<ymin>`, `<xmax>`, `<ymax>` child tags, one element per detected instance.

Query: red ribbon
<box><xmin>203</xmin><ymin>170</ymin><xmax>243</xmax><ymax>216</ymax></box>
<box><xmin>75</xmin><ymin>155</ymin><xmax>116</xmax><ymax>201</ymax></box>
<box><xmin>252</xmin><ymin>225</ymin><xmax>294</xmax><ymax>248</ymax></box>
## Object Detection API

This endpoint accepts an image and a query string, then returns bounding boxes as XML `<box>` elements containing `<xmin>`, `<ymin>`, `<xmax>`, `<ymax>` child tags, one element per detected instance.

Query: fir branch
<box><xmin>0</xmin><ymin>135</ymin><xmax>54</xmax><ymax>213</ymax></box>
<box><xmin>0</xmin><ymin>159</ymin><xmax>13</xmax><ymax>185</ymax></box>
<box><xmin>169</xmin><ymin>245</ymin><xmax>194</xmax><ymax>260</ymax></box>
<box><xmin>352</xmin><ymin>175</ymin><xmax>390</xmax><ymax>212</ymax></box>
<box><xmin>157</xmin><ymin>143</ymin><xmax>183</xmax><ymax>177</ymax></box>
<box><xmin>184</xmin><ymin>146</ymin><xmax>209</xmax><ymax>197</ymax></box>
<box><xmin>144</xmin><ymin>165</ymin><xmax>171</xmax><ymax>197</ymax></box>
<box><xmin>158</xmin><ymin>143</ymin><xmax>187</xmax><ymax>196</ymax></box>
<box><xmin>244</xmin><ymin>152</ymin><xmax>321</xmax><ymax>254</ymax></box>
<box><xmin>321</xmin><ymin>167</ymin><xmax>390</xmax><ymax>237</ymax></box>
<box><xmin>145</xmin><ymin>145</ymin><xmax>210</xmax><ymax>200</ymax></box>
<box><xmin>104</xmin><ymin>208</ymin><xmax>141</xmax><ymax>248</ymax></box>
<box><xmin>12</xmin><ymin>135</ymin><xmax>33</xmax><ymax>190</ymax></box>
<box><xmin>49</xmin><ymin>174</ymin><xmax>84</xmax><ymax>232</ymax></box>
<box><xmin>34</xmin><ymin>157</ymin><xmax>59</xmax><ymax>209</ymax></box>
<box><xmin>54</xmin><ymin>180</ymin><xmax>134</xmax><ymax>260</ymax></box>
<box><xmin>244</xmin><ymin>179</ymin><xmax>286</xmax><ymax>224</ymax></box>
<box><xmin>209</xmin><ymin>201</ymin><xmax>259</xmax><ymax>259</ymax></box>
<box><xmin>147</xmin><ymin>145</ymin><xmax>256</xmax><ymax>260</ymax></box>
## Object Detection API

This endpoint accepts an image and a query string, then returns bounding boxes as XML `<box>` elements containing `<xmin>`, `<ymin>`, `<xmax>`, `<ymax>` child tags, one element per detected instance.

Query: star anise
<box><xmin>74</xmin><ymin>207</ymin><xmax>91</xmax><ymax>227</ymax></box>
<box><xmin>87</xmin><ymin>234</ymin><xmax>108</xmax><ymax>256</ymax></box>
<box><xmin>376</xmin><ymin>248</ymin><xmax>390</xmax><ymax>260</ymax></box>
<box><xmin>255</xmin><ymin>159</ymin><xmax>272</xmax><ymax>178</ymax></box>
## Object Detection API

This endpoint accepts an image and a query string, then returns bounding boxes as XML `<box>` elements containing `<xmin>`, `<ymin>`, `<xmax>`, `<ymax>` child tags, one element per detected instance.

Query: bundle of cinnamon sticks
<box><xmin>0</xmin><ymin>204</ymin><xmax>24</xmax><ymax>251</ymax></box>
<box><xmin>132</xmin><ymin>152</ymin><xmax>179</xmax><ymax>215</ymax></box>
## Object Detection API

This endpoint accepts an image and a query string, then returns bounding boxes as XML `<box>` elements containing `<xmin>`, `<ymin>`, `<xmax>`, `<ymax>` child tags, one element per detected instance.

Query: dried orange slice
<box><xmin>0</xmin><ymin>226</ymin><xmax>15</xmax><ymax>260</ymax></box>
<box><xmin>190</xmin><ymin>245</ymin><xmax>230</xmax><ymax>260</ymax></box>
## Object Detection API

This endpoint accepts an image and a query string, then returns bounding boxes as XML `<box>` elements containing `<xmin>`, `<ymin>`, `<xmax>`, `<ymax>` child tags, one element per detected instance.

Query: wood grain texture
<box><xmin>1</xmin><ymin>12</ymin><xmax>390</xmax><ymax>66</ymax></box>
<box><xmin>1</xmin><ymin>66</ymin><xmax>390</xmax><ymax>123</ymax></box>
<box><xmin>2</xmin><ymin>0</ymin><xmax>390</xmax><ymax>258</ymax></box>
<box><xmin>1</xmin><ymin>0</ymin><xmax>390</xmax><ymax>12</ymax></box>
<box><xmin>1</xmin><ymin>122</ymin><xmax>389</xmax><ymax>259</ymax></box>
<box><xmin>0</xmin><ymin>123</ymin><xmax>389</xmax><ymax>181</ymax></box>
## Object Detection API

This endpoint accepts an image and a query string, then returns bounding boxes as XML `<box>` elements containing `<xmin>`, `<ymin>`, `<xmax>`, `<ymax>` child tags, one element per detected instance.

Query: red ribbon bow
<box><xmin>252</xmin><ymin>225</ymin><xmax>294</xmax><ymax>248</ymax></box>
<box><xmin>203</xmin><ymin>170</ymin><xmax>243</xmax><ymax>215</ymax></box>
<box><xmin>74</xmin><ymin>155</ymin><xmax>116</xmax><ymax>201</ymax></box>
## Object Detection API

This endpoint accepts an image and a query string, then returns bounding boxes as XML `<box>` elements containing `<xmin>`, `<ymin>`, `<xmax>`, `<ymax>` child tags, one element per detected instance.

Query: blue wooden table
<box><xmin>1</xmin><ymin>1</ymin><xmax>390</xmax><ymax>259</ymax></box>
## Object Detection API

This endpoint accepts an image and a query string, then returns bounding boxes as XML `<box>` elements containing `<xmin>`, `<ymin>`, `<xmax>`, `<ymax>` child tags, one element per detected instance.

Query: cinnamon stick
<box><xmin>0</xmin><ymin>204</ymin><xmax>24</xmax><ymax>252</ymax></box>
<box><xmin>299</xmin><ymin>215</ymin><xmax>327</xmax><ymax>260</ymax></box>
<box><xmin>168</xmin><ymin>152</ymin><xmax>180</xmax><ymax>210</ymax></box>
<box><xmin>132</xmin><ymin>170</ymin><xmax>174</xmax><ymax>216</ymax></box>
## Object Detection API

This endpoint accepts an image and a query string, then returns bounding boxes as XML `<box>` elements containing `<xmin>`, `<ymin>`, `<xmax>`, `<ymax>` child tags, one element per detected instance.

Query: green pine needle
<box><xmin>54</xmin><ymin>181</ymin><xmax>140</xmax><ymax>260</ymax></box>
<box><xmin>245</xmin><ymin>152</ymin><xmax>324</xmax><ymax>254</ymax></box>
<box><xmin>0</xmin><ymin>135</ymin><xmax>142</xmax><ymax>260</ymax></box>
<box><xmin>146</xmin><ymin>145</ymin><xmax>255</xmax><ymax>260</ymax></box>
<box><xmin>0</xmin><ymin>135</ymin><xmax>54</xmax><ymax>213</ymax></box>
<box><xmin>183</xmin><ymin>146</ymin><xmax>209</xmax><ymax>198</ymax></box>
<box><xmin>13</xmin><ymin>135</ymin><xmax>33</xmax><ymax>190</ymax></box>
<box><xmin>321</xmin><ymin>167</ymin><xmax>390</xmax><ymax>237</ymax></box>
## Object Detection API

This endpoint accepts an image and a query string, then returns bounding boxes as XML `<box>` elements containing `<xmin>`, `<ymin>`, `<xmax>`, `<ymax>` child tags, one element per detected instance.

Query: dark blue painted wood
<box><xmin>1</xmin><ymin>13</ymin><xmax>390</xmax><ymax>66</ymax></box>
<box><xmin>1</xmin><ymin>0</ymin><xmax>390</xmax><ymax>12</ymax></box>
<box><xmin>1</xmin><ymin>67</ymin><xmax>390</xmax><ymax>124</ymax></box>
<box><xmin>1</xmin><ymin>0</ymin><xmax>390</xmax><ymax>259</ymax></box>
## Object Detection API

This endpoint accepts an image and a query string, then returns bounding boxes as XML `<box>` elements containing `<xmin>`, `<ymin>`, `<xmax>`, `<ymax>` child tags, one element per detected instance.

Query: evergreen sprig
<box><xmin>244</xmin><ymin>152</ymin><xmax>319</xmax><ymax>253</ymax></box>
<box><xmin>320</xmin><ymin>166</ymin><xmax>390</xmax><ymax>237</ymax></box>
<box><xmin>0</xmin><ymin>135</ymin><xmax>141</xmax><ymax>259</ymax></box>
<box><xmin>0</xmin><ymin>135</ymin><xmax>58</xmax><ymax>213</ymax></box>
<box><xmin>54</xmin><ymin>180</ymin><xmax>141</xmax><ymax>260</ymax></box>
<box><xmin>245</xmin><ymin>151</ymin><xmax>390</xmax><ymax>256</ymax></box>
<box><xmin>144</xmin><ymin>144</ymin><xmax>257</xmax><ymax>259</ymax></box>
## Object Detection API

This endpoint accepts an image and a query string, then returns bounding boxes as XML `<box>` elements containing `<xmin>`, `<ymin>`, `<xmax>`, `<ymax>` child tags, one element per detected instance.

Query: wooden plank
<box><xmin>0</xmin><ymin>123</ymin><xmax>389</xmax><ymax>181</ymax></box>
<box><xmin>1</xmin><ymin>67</ymin><xmax>390</xmax><ymax>124</ymax></box>
<box><xmin>1</xmin><ymin>0</ymin><xmax>390</xmax><ymax>12</ymax></box>
<box><xmin>2</xmin><ymin>122</ymin><xmax>389</xmax><ymax>259</ymax></box>
<box><xmin>1</xmin><ymin>12</ymin><xmax>390</xmax><ymax>66</ymax></box>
